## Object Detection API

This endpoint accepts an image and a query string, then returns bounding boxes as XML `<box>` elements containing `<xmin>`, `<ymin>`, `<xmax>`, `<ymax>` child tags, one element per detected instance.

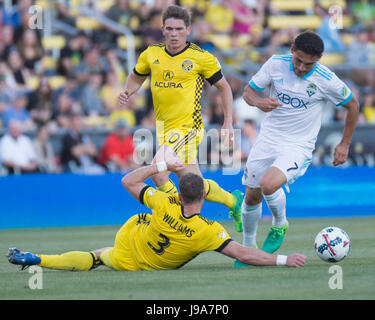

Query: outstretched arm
<box><xmin>220</xmin><ymin>241</ymin><xmax>306</xmax><ymax>267</ymax></box>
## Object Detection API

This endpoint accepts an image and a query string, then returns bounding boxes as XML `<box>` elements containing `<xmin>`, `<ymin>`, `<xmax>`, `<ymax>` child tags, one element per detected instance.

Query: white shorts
<box><xmin>242</xmin><ymin>139</ymin><xmax>312</xmax><ymax>191</ymax></box>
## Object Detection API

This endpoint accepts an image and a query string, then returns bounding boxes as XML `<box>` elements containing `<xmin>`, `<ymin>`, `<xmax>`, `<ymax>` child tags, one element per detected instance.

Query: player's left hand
<box><xmin>221</xmin><ymin>122</ymin><xmax>234</xmax><ymax>148</ymax></box>
<box><xmin>333</xmin><ymin>142</ymin><xmax>349</xmax><ymax>166</ymax></box>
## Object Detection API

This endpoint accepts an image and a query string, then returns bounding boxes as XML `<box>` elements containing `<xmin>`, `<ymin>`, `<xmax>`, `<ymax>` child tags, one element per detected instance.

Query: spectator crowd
<box><xmin>0</xmin><ymin>0</ymin><xmax>375</xmax><ymax>174</ymax></box>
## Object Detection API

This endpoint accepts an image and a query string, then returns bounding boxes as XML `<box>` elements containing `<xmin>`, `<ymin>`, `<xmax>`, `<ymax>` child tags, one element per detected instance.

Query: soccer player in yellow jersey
<box><xmin>118</xmin><ymin>5</ymin><xmax>243</xmax><ymax>232</ymax></box>
<box><xmin>7</xmin><ymin>155</ymin><xmax>306</xmax><ymax>271</ymax></box>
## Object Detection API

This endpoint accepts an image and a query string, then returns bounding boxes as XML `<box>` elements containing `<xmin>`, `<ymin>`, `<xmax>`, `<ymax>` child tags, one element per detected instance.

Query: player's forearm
<box><xmin>125</xmin><ymin>72</ymin><xmax>147</xmax><ymax>96</ymax></box>
<box><xmin>243</xmin><ymin>85</ymin><xmax>263</xmax><ymax>109</ymax></box>
<box><xmin>215</xmin><ymin>78</ymin><xmax>233</xmax><ymax>123</ymax></box>
<box><xmin>122</xmin><ymin>164</ymin><xmax>159</xmax><ymax>188</ymax></box>
<box><xmin>240</xmin><ymin>246</ymin><xmax>277</xmax><ymax>266</ymax></box>
<box><xmin>121</xmin><ymin>163</ymin><xmax>159</xmax><ymax>200</ymax></box>
<box><xmin>340</xmin><ymin>99</ymin><xmax>359</xmax><ymax>146</ymax></box>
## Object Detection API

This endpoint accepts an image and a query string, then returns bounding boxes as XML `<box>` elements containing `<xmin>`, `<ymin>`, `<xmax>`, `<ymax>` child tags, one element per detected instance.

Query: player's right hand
<box><xmin>258</xmin><ymin>98</ymin><xmax>282</xmax><ymax>112</ymax></box>
<box><xmin>286</xmin><ymin>254</ymin><xmax>306</xmax><ymax>268</ymax></box>
<box><xmin>166</xmin><ymin>157</ymin><xmax>185</xmax><ymax>173</ymax></box>
<box><xmin>118</xmin><ymin>90</ymin><xmax>129</xmax><ymax>108</ymax></box>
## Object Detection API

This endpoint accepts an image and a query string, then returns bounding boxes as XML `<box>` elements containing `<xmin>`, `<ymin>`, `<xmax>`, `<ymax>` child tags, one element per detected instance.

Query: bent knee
<box><xmin>244</xmin><ymin>188</ymin><xmax>263</xmax><ymax>206</ymax></box>
<box><xmin>259</xmin><ymin>181</ymin><xmax>280</xmax><ymax>196</ymax></box>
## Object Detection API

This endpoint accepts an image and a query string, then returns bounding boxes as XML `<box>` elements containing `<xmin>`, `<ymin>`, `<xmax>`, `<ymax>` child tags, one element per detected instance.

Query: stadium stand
<box><xmin>0</xmin><ymin>0</ymin><xmax>374</xmax><ymax>176</ymax></box>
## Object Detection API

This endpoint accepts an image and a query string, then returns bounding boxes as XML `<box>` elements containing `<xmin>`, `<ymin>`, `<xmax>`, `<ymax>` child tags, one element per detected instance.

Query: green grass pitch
<box><xmin>1</xmin><ymin>217</ymin><xmax>374</xmax><ymax>300</ymax></box>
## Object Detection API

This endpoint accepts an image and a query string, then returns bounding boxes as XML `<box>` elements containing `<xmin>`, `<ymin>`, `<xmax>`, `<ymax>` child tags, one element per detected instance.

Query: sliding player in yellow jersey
<box><xmin>118</xmin><ymin>5</ymin><xmax>243</xmax><ymax>232</ymax></box>
<box><xmin>7</xmin><ymin>153</ymin><xmax>306</xmax><ymax>271</ymax></box>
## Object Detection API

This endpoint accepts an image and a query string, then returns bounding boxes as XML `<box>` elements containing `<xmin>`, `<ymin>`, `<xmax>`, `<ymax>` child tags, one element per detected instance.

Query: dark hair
<box><xmin>179</xmin><ymin>173</ymin><xmax>204</xmax><ymax>204</ymax></box>
<box><xmin>293</xmin><ymin>31</ymin><xmax>324</xmax><ymax>57</ymax></box>
<box><xmin>162</xmin><ymin>5</ymin><xmax>191</xmax><ymax>27</ymax></box>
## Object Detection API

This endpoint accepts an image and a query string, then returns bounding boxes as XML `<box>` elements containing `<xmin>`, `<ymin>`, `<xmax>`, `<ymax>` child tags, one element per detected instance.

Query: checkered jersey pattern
<box><xmin>192</xmin><ymin>75</ymin><xmax>204</xmax><ymax>130</ymax></box>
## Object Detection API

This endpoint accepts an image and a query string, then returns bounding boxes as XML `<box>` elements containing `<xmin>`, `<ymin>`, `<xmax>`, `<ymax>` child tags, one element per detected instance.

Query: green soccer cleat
<box><xmin>228</xmin><ymin>190</ymin><xmax>243</xmax><ymax>232</ymax></box>
<box><xmin>261</xmin><ymin>221</ymin><xmax>289</xmax><ymax>253</ymax></box>
<box><xmin>233</xmin><ymin>244</ymin><xmax>258</xmax><ymax>268</ymax></box>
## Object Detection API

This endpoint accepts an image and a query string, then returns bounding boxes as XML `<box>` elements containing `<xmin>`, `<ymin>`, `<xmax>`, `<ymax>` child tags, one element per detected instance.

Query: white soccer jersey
<box><xmin>249</xmin><ymin>54</ymin><xmax>353</xmax><ymax>153</ymax></box>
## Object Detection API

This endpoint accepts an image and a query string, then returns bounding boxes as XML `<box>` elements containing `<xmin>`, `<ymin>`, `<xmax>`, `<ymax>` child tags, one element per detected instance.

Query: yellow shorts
<box><xmin>100</xmin><ymin>214</ymin><xmax>151</xmax><ymax>271</ymax></box>
<box><xmin>157</xmin><ymin>127</ymin><xmax>204</xmax><ymax>165</ymax></box>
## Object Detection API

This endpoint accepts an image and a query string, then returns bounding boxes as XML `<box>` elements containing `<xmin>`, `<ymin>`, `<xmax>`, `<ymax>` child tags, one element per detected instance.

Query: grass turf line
<box><xmin>0</xmin><ymin>217</ymin><xmax>374</xmax><ymax>300</ymax></box>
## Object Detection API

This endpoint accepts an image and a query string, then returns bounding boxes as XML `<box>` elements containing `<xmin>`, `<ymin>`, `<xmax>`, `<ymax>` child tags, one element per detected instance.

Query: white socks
<box><xmin>241</xmin><ymin>201</ymin><xmax>262</xmax><ymax>247</ymax></box>
<box><xmin>241</xmin><ymin>188</ymin><xmax>287</xmax><ymax>247</ymax></box>
<box><xmin>263</xmin><ymin>188</ymin><xmax>287</xmax><ymax>227</ymax></box>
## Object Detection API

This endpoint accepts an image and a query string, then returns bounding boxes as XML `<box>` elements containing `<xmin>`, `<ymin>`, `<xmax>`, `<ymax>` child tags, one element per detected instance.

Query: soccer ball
<box><xmin>314</xmin><ymin>226</ymin><xmax>350</xmax><ymax>263</ymax></box>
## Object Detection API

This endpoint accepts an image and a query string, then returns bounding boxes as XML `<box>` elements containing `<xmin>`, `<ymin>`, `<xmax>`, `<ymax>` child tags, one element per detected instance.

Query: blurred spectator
<box><xmin>81</xmin><ymin>71</ymin><xmax>107</xmax><ymax>116</ymax></box>
<box><xmin>363</xmin><ymin>93</ymin><xmax>375</xmax><ymax>123</ymax></box>
<box><xmin>1</xmin><ymin>93</ymin><xmax>34</xmax><ymax>131</ymax></box>
<box><xmin>141</xmin><ymin>10</ymin><xmax>164</xmax><ymax>46</ymax></box>
<box><xmin>191</xmin><ymin>18</ymin><xmax>216</xmax><ymax>52</ymax></box>
<box><xmin>26</xmin><ymin>77</ymin><xmax>53</xmax><ymax>126</ymax></box>
<box><xmin>0</xmin><ymin>120</ymin><xmax>38</xmax><ymax>174</ymax></box>
<box><xmin>315</xmin><ymin>4</ymin><xmax>346</xmax><ymax>53</ymax></box>
<box><xmin>267</xmin><ymin>26</ymin><xmax>300</xmax><ymax>55</ymax></box>
<box><xmin>13</xmin><ymin>4</ymin><xmax>40</xmax><ymax>44</ymax></box>
<box><xmin>204</xmin><ymin>1</ymin><xmax>234</xmax><ymax>33</ymax></box>
<box><xmin>60</xmin><ymin>113</ymin><xmax>105</xmax><ymax>174</ymax></box>
<box><xmin>58</xmin><ymin>32</ymin><xmax>89</xmax><ymax>77</ymax></box>
<box><xmin>17</xmin><ymin>29</ymin><xmax>43</xmax><ymax>71</ymax></box>
<box><xmin>5</xmin><ymin>48</ymin><xmax>30</xmax><ymax>90</ymax></box>
<box><xmin>32</xmin><ymin>124</ymin><xmax>61</xmax><ymax>173</ymax></box>
<box><xmin>51</xmin><ymin>93</ymin><xmax>75</xmax><ymax>129</ymax></box>
<box><xmin>56</xmin><ymin>0</ymin><xmax>78</xmax><ymax>26</ymax></box>
<box><xmin>347</xmin><ymin>27</ymin><xmax>375</xmax><ymax>89</ymax></box>
<box><xmin>240</xmin><ymin>119</ymin><xmax>257</xmax><ymax>162</ymax></box>
<box><xmin>105</xmin><ymin>49</ymin><xmax>126</xmax><ymax>85</ymax></box>
<box><xmin>369</xmin><ymin>27</ymin><xmax>375</xmax><ymax>67</ymax></box>
<box><xmin>100</xmin><ymin>70</ymin><xmax>123</xmax><ymax>113</ymax></box>
<box><xmin>333</xmin><ymin>107</ymin><xmax>347</xmax><ymax>122</ymax></box>
<box><xmin>140</xmin><ymin>108</ymin><xmax>156</xmax><ymax>129</ymax></box>
<box><xmin>207</xmin><ymin>94</ymin><xmax>225</xmax><ymax>125</ymax></box>
<box><xmin>105</xmin><ymin>0</ymin><xmax>132</xmax><ymax>27</ymax></box>
<box><xmin>225</xmin><ymin>0</ymin><xmax>260</xmax><ymax>35</ymax></box>
<box><xmin>52</xmin><ymin>76</ymin><xmax>81</xmax><ymax>107</ymax></box>
<box><xmin>98</xmin><ymin>119</ymin><xmax>137</xmax><ymax>172</ymax></box>
<box><xmin>73</xmin><ymin>46</ymin><xmax>108</xmax><ymax>85</ymax></box>
<box><xmin>352</xmin><ymin>0</ymin><xmax>375</xmax><ymax>27</ymax></box>
<box><xmin>5</xmin><ymin>0</ymin><xmax>33</xmax><ymax>29</ymax></box>
<box><xmin>109</xmin><ymin>92</ymin><xmax>137</xmax><ymax>128</ymax></box>
<box><xmin>0</xmin><ymin>73</ymin><xmax>13</xmax><ymax>116</ymax></box>
<box><xmin>0</xmin><ymin>24</ymin><xmax>15</xmax><ymax>61</ymax></box>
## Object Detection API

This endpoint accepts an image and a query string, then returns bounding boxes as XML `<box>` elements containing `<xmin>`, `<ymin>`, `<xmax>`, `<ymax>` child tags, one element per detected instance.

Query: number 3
<box><xmin>148</xmin><ymin>233</ymin><xmax>170</xmax><ymax>255</ymax></box>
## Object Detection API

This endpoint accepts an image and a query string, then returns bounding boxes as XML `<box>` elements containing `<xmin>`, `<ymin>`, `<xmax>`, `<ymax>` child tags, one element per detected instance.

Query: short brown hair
<box><xmin>162</xmin><ymin>5</ymin><xmax>191</xmax><ymax>27</ymax></box>
<box><xmin>179</xmin><ymin>173</ymin><xmax>204</xmax><ymax>204</ymax></box>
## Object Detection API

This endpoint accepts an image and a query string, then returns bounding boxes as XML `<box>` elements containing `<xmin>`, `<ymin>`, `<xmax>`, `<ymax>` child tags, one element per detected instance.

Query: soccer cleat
<box><xmin>228</xmin><ymin>190</ymin><xmax>244</xmax><ymax>232</ymax></box>
<box><xmin>6</xmin><ymin>247</ymin><xmax>41</xmax><ymax>270</ymax></box>
<box><xmin>261</xmin><ymin>221</ymin><xmax>289</xmax><ymax>253</ymax></box>
<box><xmin>233</xmin><ymin>244</ymin><xmax>258</xmax><ymax>268</ymax></box>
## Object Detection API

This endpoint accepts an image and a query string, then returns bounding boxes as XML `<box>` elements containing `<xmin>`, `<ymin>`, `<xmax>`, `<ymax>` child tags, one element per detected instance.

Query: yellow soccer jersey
<box><xmin>128</xmin><ymin>186</ymin><xmax>232</xmax><ymax>270</ymax></box>
<box><xmin>134</xmin><ymin>42</ymin><xmax>223</xmax><ymax>134</ymax></box>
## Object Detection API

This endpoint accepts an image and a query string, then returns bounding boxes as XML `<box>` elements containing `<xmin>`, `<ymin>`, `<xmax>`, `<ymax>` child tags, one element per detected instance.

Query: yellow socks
<box><xmin>204</xmin><ymin>179</ymin><xmax>234</xmax><ymax>209</ymax></box>
<box><xmin>38</xmin><ymin>251</ymin><xmax>101</xmax><ymax>271</ymax></box>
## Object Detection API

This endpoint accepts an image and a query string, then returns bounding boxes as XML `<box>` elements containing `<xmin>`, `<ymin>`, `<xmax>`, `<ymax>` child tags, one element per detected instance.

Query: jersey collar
<box><xmin>165</xmin><ymin>42</ymin><xmax>190</xmax><ymax>57</ymax></box>
<box><xmin>290</xmin><ymin>60</ymin><xmax>317</xmax><ymax>80</ymax></box>
<box><xmin>181</xmin><ymin>206</ymin><xmax>200</xmax><ymax>219</ymax></box>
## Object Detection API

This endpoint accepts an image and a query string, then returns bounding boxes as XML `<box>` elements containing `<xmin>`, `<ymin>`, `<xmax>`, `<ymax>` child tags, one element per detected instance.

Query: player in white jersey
<box><xmin>234</xmin><ymin>31</ymin><xmax>359</xmax><ymax>267</ymax></box>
